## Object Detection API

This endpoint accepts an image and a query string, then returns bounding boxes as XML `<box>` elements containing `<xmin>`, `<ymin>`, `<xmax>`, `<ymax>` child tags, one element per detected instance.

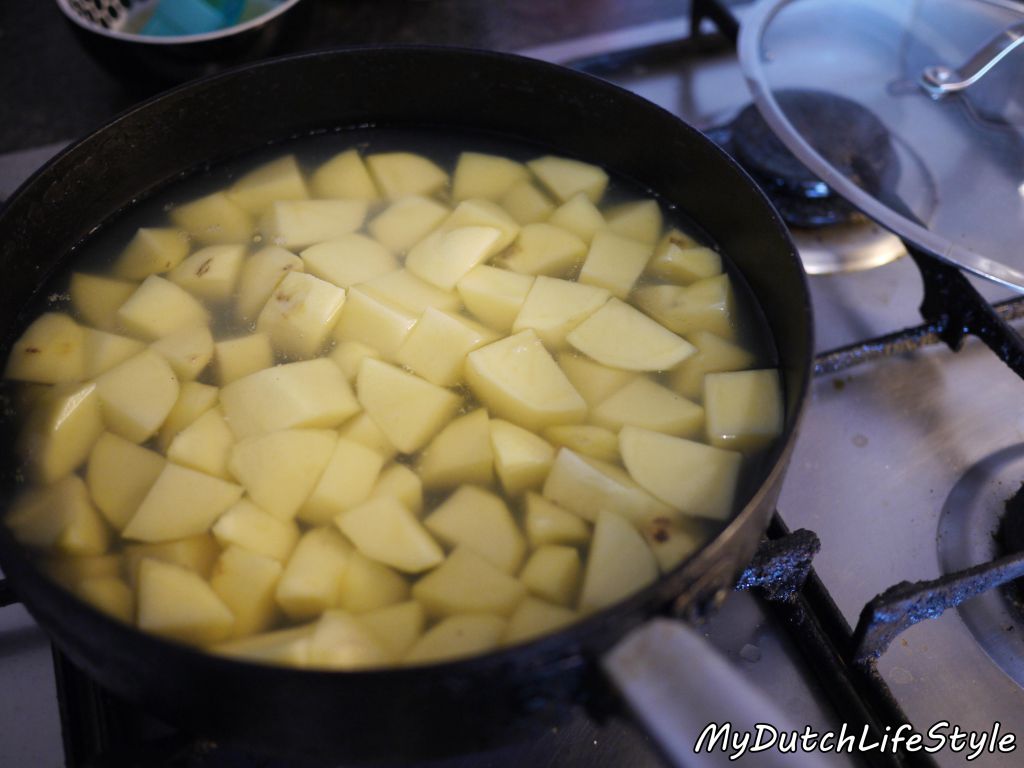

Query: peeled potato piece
<box><xmin>228</xmin><ymin>155</ymin><xmax>308</xmax><ymax>214</ymax></box>
<box><xmin>5</xmin><ymin>313</ymin><xmax>85</xmax><ymax>385</ymax></box>
<box><xmin>547</xmin><ymin>193</ymin><xmax>605</xmax><ymax>243</ymax></box>
<box><xmin>235</xmin><ymin>245</ymin><xmax>304</xmax><ymax>323</ymax></box>
<box><xmin>114</xmin><ymin>227</ymin><xmax>190</xmax><ymax>280</ymax></box>
<box><xmin>70</xmin><ymin>273</ymin><xmax>137</xmax><ymax>332</ymax></box>
<box><xmin>311</xmin><ymin>149</ymin><xmax>379</xmax><ymax>200</ymax></box>
<box><xmin>359</xmin><ymin>601</ymin><xmax>424</xmax><ymax>658</ymax></box>
<box><xmin>21</xmin><ymin>382</ymin><xmax>104</xmax><ymax>484</ymax></box>
<box><xmin>261</xmin><ymin>199</ymin><xmax>368</xmax><ymax>250</ymax></box>
<box><xmin>424</xmin><ymin>485</ymin><xmax>525</xmax><ymax>573</ymax></box>
<box><xmin>504</xmin><ymin>597</ymin><xmax>576</xmax><ymax>645</ymax></box>
<box><xmin>6</xmin><ymin>475</ymin><xmax>109</xmax><ymax>556</ymax></box>
<box><xmin>418</xmin><ymin>410</ymin><xmax>494</xmax><ymax>490</ymax></box>
<box><xmin>366</xmin><ymin>152</ymin><xmax>448</xmax><ymax>200</ymax></box>
<box><xmin>578</xmin><ymin>231</ymin><xmax>652</xmax><ymax>299</ymax></box>
<box><xmin>256</xmin><ymin>272</ymin><xmax>346</xmax><ymax>360</ymax></box>
<box><xmin>578</xmin><ymin>510</ymin><xmax>657</xmax><ymax>612</ymax></box>
<box><xmin>452</xmin><ymin>152</ymin><xmax>528</xmax><ymax>202</ymax></box>
<box><xmin>116</xmin><ymin>276</ymin><xmax>209</xmax><ymax>341</ymax></box>
<box><xmin>412</xmin><ymin>546</ymin><xmax>525</xmax><ymax>618</ymax></box>
<box><xmin>87</xmin><ymin>432</ymin><xmax>165</xmax><ymax>530</ymax></box>
<box><xmin>368</xmin><ymin>196</ymin><xmax>449</xmax><ymax>253</ymax></box>
<box><xmin>137</xmin><ymin>558</ymin><xmax>234</xmax><ymax>645</ymax></box>
<box><xmin>301</xmin><ymin>233</ymin><xmax>396</xmax><ymax>289</ymax></box>
<box><xmin>122</xmin><ymin>463</ymin><xmax>243</xmax><ymax>542</ymax></box>
<box><xmin>395</xmin><ymin>308</ymin><xmax>496</xmax><ymax>387</ymax></box>
<box><xmin>406</xmin><ymin>226</ymin><xmax>501</xmax><ymax>291</ymax></box>
<box><xmin>94</xmin><ymin>350</ymin><xmax>180</xmax><ymax>444</ymax></box>
<box><xmin>405</xmin><ymin>614</ymin><xmax>506</xmax><ymax>665</ymax></box>
<box><xmin>275</xmin><ymin>527</ymin><xmax>353</xmax><ymax>621</ymax></box>
<box><xmin>606</xmin><ymin>200</ymin><xmax>663</xmax><ymax>245</ymax></box>
<box><xmin>567</xmin><ymin>298</ymin><xmax>695</xmax><ymax>372</ymax></box>
<box><xmin>210</xmin><ymin>546</ymin><xmax>283</xmax><ymax>638</ymax></box>
<box><xmin>336</xmin><ymin>495</ymin><xmax>443</xmax><ymax>574</ymax></box>
<box><xmin>500</xmin><ymin>180</ymin><xmax>555</xmax><ymax>225</ymax></box>
<box><xmin>168</xmin><ymin>244</ymin><xmax>246</xmax><ymax>303</ymax></box>
<box><xmin>212</xmin><ymin>499</ymin><xmax>300</xmax><ymax>563</ymax></box>
<box><xmin>457</xmin><ymin>266</ymin><xmax>535</xmax><ymax>333</ymax></box>
<box><xmin>489</xmin><ymin>419</ymin><xmax>555</xmax><ymax>497</ymax></box>
<box><xmin>528</xmin><ymin>155</ymin><xmax>608</xmax><ymax>203</ymax></box>
<box><xmin>170</xmin><ymin>191</ymin><xmax>253</xmax><ymax>245</ymax></box>
<box><xmin>338</xmin><ymin>552</ymin><xmax>410</xmax><ymax>614</ymax></box>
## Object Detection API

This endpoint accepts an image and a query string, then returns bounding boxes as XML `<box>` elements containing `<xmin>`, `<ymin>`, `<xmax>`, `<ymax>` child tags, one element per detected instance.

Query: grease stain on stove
<box><xmin>851</xmin><ymin>433</ymin><xmax>869</xmax><ymax>448</ymax></box>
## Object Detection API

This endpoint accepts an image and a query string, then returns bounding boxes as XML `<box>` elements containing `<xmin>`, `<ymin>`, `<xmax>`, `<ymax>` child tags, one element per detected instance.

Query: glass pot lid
<box><xmin>739</xmin><ymin>0</ymin><xmax>1024</xmax><ymax>290</ymax></box>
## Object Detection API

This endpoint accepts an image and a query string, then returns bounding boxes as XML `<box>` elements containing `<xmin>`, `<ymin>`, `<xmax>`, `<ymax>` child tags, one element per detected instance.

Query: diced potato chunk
<box><xmin>465</xmin><ymin>330</ymin><xmax>586</xmax><ymax>432</ymax></box>
<box><xmin>87</xmin><ymin>432</ymin><xmax>165</xmax><ymax>530</ymax></box>
<box><xmin>366</xmin><ymin>152</ymin><xmax>448</xmax><ymax>200</ymax></box>
<box><xmin>524</xmin><ymin>493</ymin><xmax>590</xmax><ymax>548</ymax></box>
<box><xmin>21</xmin><ymin>382</ymin><xmax>104</xmax><ymax>484</ymax></box>
<box><xmin>578</xmin><ymin>510</ymin><xmax>658</xmax><ymax>612</ymax></box>
<box><xmin>499</xmin><ymin>222</ymin><xmax>586</xmax><ymax>277</ymax></box>
<box><xmin>122</xmin><ymin>534</ymin><xmax>220</xmax><ymax>587</ymax></box>
<box><xmin>299</xmin><ymin>437</ymin><xmax>384</xmax><ymax>525</ymax></box>
<box><xmin>167</xmin><ymin>407</ymin><xmax>234</xmax><ymax>479</ymax></box>
<box><xmin>542</xmin><ymin>448</ymin><xmax>672</xmax><ymax>526</ymax></box>
<box><xmin>356</xmin><ymin>359</ymin><xmax>461</xmax><ymax>453</ymax></box>
<box><xmin>116</xmin><ymin>276</ymin><xmax>209</xmax><ymax>341</ymax></box>
<box><xmin>310</xmin><ymin>149</ymin><xmax>379</xmax><ymax>200</ymax></box>
<box><xmin>368</xmin><ymin>196</ymin><xmax>449</xmax><ymax>253</ymax></box>
<box><xmin>74</xmin><ymin>576</ymin><xmax>134</xmax><ymax>624</ymax></box>
<box><xmin>512</xmin><ymin>276</ymin><xmax>608</xmax><ymax>349</ymax></box>
<box><xmin>136</xmin><ymin>558</ymin><xmax>234</xmax><ymax>645</ymax></box>
<box><xmin>235</xmin><ymin>245</ymin><xmax>304</xmax><ymax>323</ymax></box>
<box><xmin>214</xmin><ymin>334</ymin><xmax>274</xmax><ymax>386</ymax></box>
<box><xmin>578</xmin><ymin>231</ymin><xmax>652</xmax><ymax>299</ymax></box>
<box><xmin>228</xmin><ymin>155</ymin><xmax>308</xmax><ymax>214</ymax></box>
<box><xmin>301</xmin><ymin>233</ymin><xmax>397</xmax><ymax>288</ymax></box>
<box><xmin>329</xmin><ymin>340</ymin><xmax>380</xmax><ymax>383</ymax></box>
<box><xmin>5</xmin><ymin>313</ymin><xmax>84</xmax><ymax>384</ymax></box>
<box><xmin>43</xmin><ymin>553</ymin><xmax>122</xmax><ymax>588</ymax></box>
<box><xmin>418</xmin><ymin>410</ymin><xmax>494</xmax><ymax>490</ymax></box>
<box><xmin>219</xmin><ymin>358</ymin><xmax>359</xmax><ymax>438</ymax></box>
<box><xmin>94</xmin><ymin>350</ymin><xmax>180</xmax><ymax>443</ymax></box>
<box><xmin>336</xmin><ymin>496</ymin><xmax>443</xmax><ymax>574</ymax></box>
<box><xmin>308</xmin><ymin>610</ymin><xmax>393</xmax><ymax>669</ymax></box>
<box><xmin>338</xmin><ymin>413</ymin><xmax>398</xmax><ymax>463</ymax></box>
<box><xmin>633</xmin><ymin>273</ymin><xmax>734</xmax><ymax>338</ymax></box>
<box><xmin>592</xmin><ymin>377</ymin><xmax>704</xmax><ymax>438</ymax></box>
<box><xmin>361</xmin><ymin>269</ymin><xmax>461</xmax><ymax>315</ymax></box>
<box><xmin>359</xmin><ymin>601</ymin><xmax>424</xmax><ymax>658</ymax></box>
<box><xmin>519</xmin><ymin>546</ymin><xmax>581</xmax><ymax>606</ymax></box>
<box><xmin>547</xmin><ymin>193</ymin><xmax>606</xmax><ymax>243</ymax></box>
<box><xmin>212</xmin><ymin>624</ymin><xmax>314</xmax><ymax>666</ymax></box>
<box><xmin>114</xmin><ymin>228</ymin><xmax>190</xmax><ymax>280</ymax></box>
<box><xmin>70</xmin><ymin>273</ymin><xmax>136</xmax><ymax>331</ymax></box>
<box><xmin>500</xmin><ymin>180</ymin><xmax>555</xmax><ymax>225</ymax></box>
<box><xmin>406</xmin><ymin>226</ymin><xmax>501</xmax><ymax>290</ymax></box>
<box><xmin>150</xmin><ymin>324</ymin><xmax>214</xmax><ymax>380</ymax></box>
<box><xmin>405</xmin><ymin>614</ymin><xmax>506</xmax><ymax>665</ymax></box>
<box><xmin>210</xmin><ymin>546</ymin><xmax>283</xmax><ymax>637</ymax></box>
<box><xmin>261</xmin><ymin>199</ymin><xmax>368</xmax><ymax>250</ymax></box>
<box><xmin>212</xmin><ymin>499</ymin><xmax>300</xmax><ymax>562</ymax></box>
<box><xmin>567</xmin><ymin>298</ymin><xmax>695</xmax><ymax>372</ymax></box>
<box><xmin>606</xmin><ymin>200</ymin><xmax>663</xmax><ymax>245</ymax></box>
<box><xmin>648</xmin><ymin>231</ymin><xmax>721</xmax><ymax>285</ymax></box>
<box><xmin>440</xmin><ymin>199</ymin><xmax>520</xmax><ymax>256</ymax></box>
<box><xmin>556</xmin><ymin>352</ymin><xmax>636</xmax><ymax>408</ymax></box>
<box><xmin>395</xmin><ymin>308</ymin><xmax>496</xmax><ymax>387</ymax></box>
<box><xmin>122</xmin><ymin>463</ymin><xmax>243</xmax><ymax>541</ymax></box>
<box><xmin>82</xmin><ymin>328</ymin><xmax>146</xmax><ymax>379</ymax></box>
<box><xmin>7</xmin><ymin>475</ymin><xmax>109</xmax><ymax>555</ymax></box>
<box><xmin>639</xmin><ymin>516</ymin><xmax>705</xmax><ymax>572</ymax></box>
<box><xmin>256</xmin><ymin>272</ymin><xmax>346</xmax><ymax>360</ymax></box>
<box><xmin>157</xmin><ymin>381</ymin><xmax>218</xmax><ymax>451</ymax></box>
<box><xmin>338</xmin><ymin>552</ymin><xmax>410</xmax><ymax>614</ymax></box>
<box><xmin>452</xmin><ymin>152</ymin><xmax>528</xmax><ymax>201</ymax></box>
<box><xmin>504</xmin><ymin>598</ymin><xmax>575</xmax><ymax>645</ymax></box>
<box><xmin>489</xmin><ymin>419</ymin><xmax>555</xmax><ymax>497</ymax></box>
<box><xmin>669</xmin><ymin>331</ymin><xmax>756</xmax><ymax>401</ymax></box>
<box><xmin>619</xmin><ymin>426</ymin><xmax>741</xmax><ymax>520</ymax></box>
<box><xmin>275</xmin><ymin>528</ymin><xmax>353</xmax><ymax>621</ymax></box>
<box><xmin>543</xmin><ymin>424</ymin><xmax>619</xmax><ymax>463</ymax></box>
<box><xmin>369</xmin><ymin>463</ymin><xmax>423</xmax><ymax>515</ymax></box>
<box><xmin>332</xmin><ymin>287</ymin><xmax>417</xmax><ymax>362</ymax></box>
<box><xmin>170</xmin><ymin>191</ymin><xmax>253</xmax><ymax>245</ymax></box>
<box><xmin>456</xmin><ymin>265</ymin><xmax>534</xmax><ymax>333</ymax></box>
<box><xmin>412</xmin><ymin>546</ymin><xmax>526</xmax><ymax>618</ymax></box>
<box><xmin>424</xmin><ymin>485</ymin><xmax>525</xmax><ymax>573</ymax></box>
<box><xmin>167</xmin><ymin>244</ymin><xmax>245</xmax><ymax>303</ymax></box>
<box><xmin>528</xmin><ymin>156</ymin><xmax>608</xmax><ymax>203</ymax></box>
<box><xmin>228</xmin><ymin>429</ymin><xmax>336</xmax><ymax>520</ymax></box>
<box><xmin>704</xmin><ymin>369</ymin><xmax>783</xmax><ymax>451</ymax></box>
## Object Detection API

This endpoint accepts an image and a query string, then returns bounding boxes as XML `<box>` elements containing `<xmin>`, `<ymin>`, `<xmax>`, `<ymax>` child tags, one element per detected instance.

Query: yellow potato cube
<box><xmin>275</xmin><ymin>527</ymin><xmax>353</xmax><ymax>621</ymax></box>
<box><xmin>7</xmin><ymin>475</ymin><xmax>109</xmax><ymax>556</ymax></box>
<box><xmin>424</xmin><ymin>485</ymin><xmax>525</xmax><ymax>573</ymax></box>
<box><xmin>5</xmin><ymin>313</ymin><xmax>85</xmax><ymax>384</ymax></box>
<box><xmin>366</xmin><ymin>152</ymin><xmax>448</xmax><ymax>200</ymax></box>
<box><xmin>214</xmin><ymin>334</ymin><xmax>274</xmax><ymax>386</ymax></box>
<box><xmin>503</xmin><ymin>597</ymin><xmax>575</xmax><ymax>645</ymax></box>
<box><xmin>669</xmin><ymin>331</ymin><xmax>756</xmax><ymax>401</ymax></box>
<box><xmin>456</xmin><ymin>265</ymin><xmax>534</xmax><ymax>333</ymax></box>
<box><xmin>499</xmin><ymin>222</ymin><xmax>586</xmax><ymax>277</ymax></box>
<box><xmin>359</xmin><ymin>601</ymin><xmax>424</xmax><ymax>658</ymax></box>
<box><xmin>336</xmin><ymin>496</ymin><xmax>443</xmax><ymax>574</ymax></box>
<box><xmin>228</xmin><ymin>155</ymin><xmax>308</xmax><ymax>214</ymax></box>
<box><xmin>592</xmin><ymin>377</ymin><xmax>704</xmax><ymax>438</ymax></box>
<box><xmin>406</xmin><ymin>226</ymin><xmax>501</xmax><ymax>290</ymax></box>
<box><xmin>122</xmin><ymin>534</ymin><xmax>220</xmax><ymax>588</ymax></box>
<box><xmin>543</xmin><ymin>425</ymin><xmax>619</xmax><ymax>463</ymax></box>
<box><xmin>512</xmin><ymin>276</ymin><xmax>609</xmax><ymax>349</ymax></box>
<box><xmin>578</xmin><ymin>231</ymin><xmax>652</xmax><ymax>299</ymax></box>
<box><xmin>212</xmin><ymin>624</ymin><xmax>314</xmax><ymax>666</ymax></box>
<box><xmin>361</xmin><ymin>269</ymin><xmax>461</xmax><ymax>315</ymax></box>
<box><xmin>116</xmin><ymin>276</ymin><xmax>209</xmax><ymax>341</ymax></box>
<box><xmin>500</xmin><ymin>180</ymin><xmax>555</xmax><ymax>224</ymax></box>
<box><xmin>113</xmin><ymin>227</ymin><xmax>190</xmax><ymax>280</ymax></box>
<box><xmin>70</xmin><ymin>273</ymin><xmax>137</xmax><ymax>331</ymax></box>
<box><xmin>21</xmin><ymin>382</ymin><xmax>104</xmax><ymax>484</ymax></box>
<box><xmin>157</xmin><ymin>381</ymin><xmax>218</xmax><ymax>451</ymax></box>
<box><xmin>86</xmin><ymin>431</ymin><xmax>165</xmax><ymax>530</ymax></box>
<box><xmin>395</xmin><ymin>308</ymin><xmax>496</xmax><ymax>387</ymax></box>
<box><xmin>74</xmin><ymin>576</ymin><xmax>134</xmax><ymax>624</ymax></box>
<box><xmin>167</xmin><ymin>244</ymin><xmax>245</xmax><ymax>303</ymax></box>
<box><xmin>440</xmin><ymin>199</ymin><xmax>521</xmax><ymax>256</ymax></box>
<box><xmin>46</xmin><ymin>488</ymin><xmax>115</xmax><ymax>556</ymax></box>
<box><xmin>82</xmin><ymin>328</ymin><xmax>146</xmax><ymax>378</ymax></box>
<box><xmin>465</xmin><ymin>330</ymin><xmax>586</xmax><ymax>432</ymax></box>
<box><xmin>167</xmin><ymin>407</ymin><xmax>234</xmax><ymax>479</ymax></box>
<box><xmin>556</xmin><ymin>352</ymin><xmax>636</xmax><ymax>408</ymax></box>
<box><xmin>567</xmin><ymin>298</ymin><xmax>695</xmax><ymax>372</ymax></box>
<box><xmin>339</xmin><ymin>552</ymin><xmax>410</xmax><ymax>614</ymax></box>
<box><xmin>579</xmin><ymin>510</ymin><xmax>658</xmax><ymax>612</ymax></box>
<box><xmin>704</xmin><ymin>369</ymin><xmax>784</xmax><ymax>451</ymax></box>
<box><xmin>136</xmin><ymin>558</ymin><xmax>234</xmax><ymax>645</ymax></box>
<box><xmin>94</xmin><ymin>350</ymin><xmax>180</xmax><ymax>443</ymax></box>
<box><xmin>310</xmin><ymin>149</ymin><xmax>379</xmax><ymax>200</ymax></box>
<box><xmin>299</xmin><ymin>437</ymin><xmax>385</xmax><ymax>525</ymax></box>
<box><xmin>367</xmin><ymin>195</ymin><xmax>449</xmax><ymax>253</ymax></box>
<box><xmin>418</xmin><ymin>410</ymin><xmax>494</xmax><ymax>490</ymax></box>
<box><xmin>452</xmin><ymin>152</ymin><xmax>528</xmax><ymax>201</ymax></box>
<box><xmin>338</xmin><ymin>413</ymin><xmax>398</xmax><ymax>463</ymax></box>
<box><xmin>329</xmin><ymin>340</ymin><xmax>380</xmax><ymax>383</ymax></box>
<box><xmin>542</xmin><ymin>448</ymin><xmax>672</xmax><ymax>526</ymax></box>
<box><xmin>547</xmin><ymin>192</ymin><xmax>606</xmax><ymax>243</ymax></box>
<box><xmin>211</xmin><ymin>499</ymin><xmax>300</xmax><ymax>562</ymax></box>
<box><xmin>356</xmin><ymin>359</ymin><xmax>461</xmax><ymax>453</ymax></box>
<box><xmin>228</xmin><ymin>429</ymin><xmax>336</xmax><ymax>520</ymax></box>
<box><xmin>519</xmin><ymin>546</ymin><xmax>581</xmax><ymax>607</ymax></box>
<box><xmin>524</xmin><ymin>493</ymin><xmax>590</xmax><ymax>548</ymax></box>
<box><xmin>619</xmin><ymin>426</ymin><xmax>741</xmax><ymax>520</ymax></box>
<box><xmin>260</xmin><ymin>199</ymin><xmax>368</xmax><ymax>249</ymax></box>
<box><xmin>369</xmin><ymin>463</ymin><xmax>423</xmax><ymax>515</ymax></box>
<box><xmin>633</xmin><ymin>273</ymin><xmax>734</xmax><ymax>338</ymax></box>
<box><xmin>639</xmin><ymin>516</ymin><xmax>705</xmax><ymax>572</ymax></box>
<box><xmin>235</xmin><ymin>245</ymin><xmax>304</xmax><ymax>323</ymax></box>
<box><xmin>405</xmin><ymin>614</ymin><xmax>506</xmax><ymax>665</ymax></box>
<box><xmin>308</xmin><ymin>610</ymin><xmax>393</xmax><ymax>669</ymax></box>
<box><xmin>648</xmin><ymin>234</ymin><xmax>721</xmax><ymax>285</ymax></box>
<box><xmin>256</xmin><ymin>271</ymin><xmax>345</xmax><ymax>359</ymax></box>
<box><xmin>210</xmin><ymin>546</ymin><xmax>283</xmax><ymax>638</ymax></box>
<box><xmin>489</xmin><ymin>419</ymin><xmax>555</xmax><ymax>497</ymax></box>
<box><xmin>220</xmin><ymin>358</ymin><xmax>359</xmax><ymax>439</ymax></box>
<box><xmin>606</xmin><ymin>200</ymin><xmax>663</xmax><ymax>245</ymax></box>
<box><xmin>301</xmin><ymin>233</ymin><xmax>397</xmax><ymax>288</ymax></box>
<box><xmin>170</xmin><ymin>191</ymin><xmax>253</xmax><ymax>245</ymax></box>
<box><xmin>42</xmin><ymin>553</ymin><xmax>122</xmax><ymax>588</ymax></box>
<box><xmin>149</xmin><ymin>324</ymin><xmax>214</xmax><ymax>380</ymax></box>
<box><xmin>528</xmin><ymin>155</ymin><xmax>608</xmax><ymax>203</ymax></box>
<box><xmin>412</xmin><ymin>546</ymin><xmax>525</xmax><ymax>618</ymax></box>
<box><xmin>331</xmin><ymin>287</ymin><xmax>418</xmax><ymax>362</ymax></box>
<box><xmin>122</xmin><ymin>463</ymin><xmax>243</xmax><ymax>542</ymax></box>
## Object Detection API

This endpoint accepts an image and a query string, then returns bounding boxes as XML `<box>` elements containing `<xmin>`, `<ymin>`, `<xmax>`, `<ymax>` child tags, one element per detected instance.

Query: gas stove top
<box><xmin>4</xmin><ymin>4</ymin><xmax>1024</xmax><ymax>767</ymax></box>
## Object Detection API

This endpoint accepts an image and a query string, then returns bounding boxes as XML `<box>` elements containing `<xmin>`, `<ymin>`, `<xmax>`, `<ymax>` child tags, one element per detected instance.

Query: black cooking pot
<box><xmin>0</xmin><ymin>47</ymin><xmax>812</xmax><ymax>763</ymax></box>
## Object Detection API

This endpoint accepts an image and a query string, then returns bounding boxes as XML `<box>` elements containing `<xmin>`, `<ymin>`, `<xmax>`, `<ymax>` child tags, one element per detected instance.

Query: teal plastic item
<box><xmin>141</xmin><ymin>0</ymin><xmax>228</xmax><ymax>36</ymax></box>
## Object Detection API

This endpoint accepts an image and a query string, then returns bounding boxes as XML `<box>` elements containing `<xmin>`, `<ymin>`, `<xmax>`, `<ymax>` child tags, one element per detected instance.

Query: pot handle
<box><xmin>602</xmin><ymin>619</ymin><xmax>841</xmax><ymax>767</ymax></box>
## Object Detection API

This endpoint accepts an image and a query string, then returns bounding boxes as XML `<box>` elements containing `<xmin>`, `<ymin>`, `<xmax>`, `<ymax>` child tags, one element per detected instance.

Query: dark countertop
<box><xmin>0</xmin><ymin>0</ymin><xmax>684</xmax><ymax>155</ymax></box>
